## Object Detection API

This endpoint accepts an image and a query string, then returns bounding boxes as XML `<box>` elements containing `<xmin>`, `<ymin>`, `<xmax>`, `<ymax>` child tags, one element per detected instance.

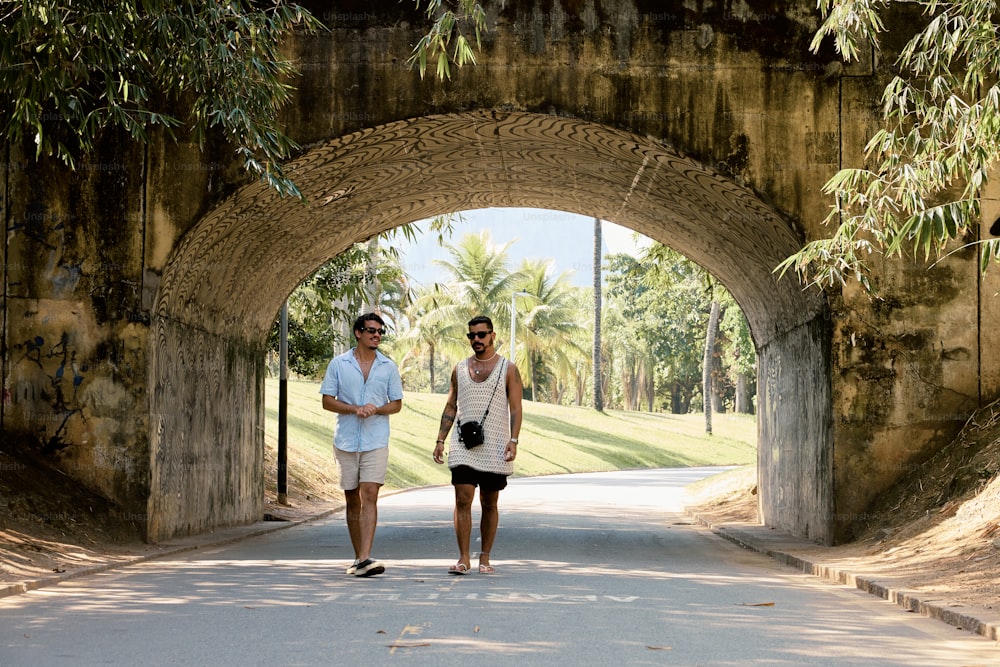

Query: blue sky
<box><xmin>398</xmin><ymin>208</ymin><xmax>651</xmax><ymax>289</ymax></box>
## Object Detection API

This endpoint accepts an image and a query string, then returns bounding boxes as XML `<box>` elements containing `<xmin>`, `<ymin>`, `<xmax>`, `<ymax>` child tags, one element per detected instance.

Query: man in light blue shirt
<box><xmin>320</xmin><ymin>312</ymin><xmax>403</xmax><ymax>577</ymax></box>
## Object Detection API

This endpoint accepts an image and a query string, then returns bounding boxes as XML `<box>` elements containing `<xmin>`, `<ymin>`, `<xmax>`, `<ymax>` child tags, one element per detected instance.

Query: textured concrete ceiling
<box><xmin>157</xmin><ymin>111</ymin><xmax>825</xmax><ymax>347</ymax></box>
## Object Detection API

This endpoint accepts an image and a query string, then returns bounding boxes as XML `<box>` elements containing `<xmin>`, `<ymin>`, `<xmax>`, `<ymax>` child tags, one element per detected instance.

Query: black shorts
<box><xmin>450</xmin><ymin>465</ymin><xmax>508</xmax><ymax>491</ymax></box>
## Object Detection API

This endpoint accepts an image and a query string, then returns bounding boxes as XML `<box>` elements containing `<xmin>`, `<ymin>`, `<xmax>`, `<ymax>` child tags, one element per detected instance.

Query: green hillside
<box><xmin>263</xmin><ymin>378</ymin><xmax>756</xmax><ymax>498</ymax></box>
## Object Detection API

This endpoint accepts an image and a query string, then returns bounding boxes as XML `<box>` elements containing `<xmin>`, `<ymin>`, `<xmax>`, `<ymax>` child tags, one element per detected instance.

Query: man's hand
<box><xmin>356</xmin><ymin>403</ymin><xmax>378</xmax><ymax>418</ymax></box>
<box><xmin>504</xmin><ymin>441</ymin><xmax>517</xmax><ymax>462</ymax></box>
<box><xmin>433</xmin><ymin>441</ymin><xmax>446</xmax><ymax>464</ymax></box>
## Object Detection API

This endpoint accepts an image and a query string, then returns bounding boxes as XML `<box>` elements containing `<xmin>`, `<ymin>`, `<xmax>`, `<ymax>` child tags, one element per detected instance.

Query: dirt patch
<box><xmin>0</xmin><ymin>446</ymin><xmax>146</xmax><ymax>584</ymax></box>
<box><xmin>0</xmin><ymin>438</ymin><xmax>343</xmax><ymax>587</ymax></box>
<box><xmin>686</xmin><ymin>398</ymin><xmax>1000</xmax><ymax>614</ymax></box>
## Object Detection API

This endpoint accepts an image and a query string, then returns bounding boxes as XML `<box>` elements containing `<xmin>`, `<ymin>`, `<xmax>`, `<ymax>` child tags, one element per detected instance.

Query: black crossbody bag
<box><xmin>458</xmin><ymin>360</ymin><xmax>506</xmax><ymax>448</ymax></box>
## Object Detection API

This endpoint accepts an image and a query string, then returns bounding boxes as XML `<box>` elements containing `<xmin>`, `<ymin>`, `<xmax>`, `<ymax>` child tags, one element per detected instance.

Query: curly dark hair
<box><xmin>353</xmin><ymin>312</ymin><xmax>386</xmax><ymax>334</ymax></box>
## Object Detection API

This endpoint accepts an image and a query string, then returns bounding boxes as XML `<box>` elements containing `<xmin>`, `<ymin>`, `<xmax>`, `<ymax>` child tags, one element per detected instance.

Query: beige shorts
<box><xmin>335</xmin><ymin>446</ymin><xmax>389</xmax><ymax>490</ymax></box>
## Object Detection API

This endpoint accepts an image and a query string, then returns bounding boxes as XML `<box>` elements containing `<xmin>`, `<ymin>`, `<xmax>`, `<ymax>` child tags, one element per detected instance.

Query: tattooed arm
<box><xmin>433</xmin><ymin>367</ymin><xmax>459</xmax><ymax>464</ymax></box>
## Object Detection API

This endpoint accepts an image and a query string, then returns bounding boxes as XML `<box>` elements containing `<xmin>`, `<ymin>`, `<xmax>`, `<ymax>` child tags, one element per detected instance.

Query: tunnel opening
<box><xmin>259</xmin><ymin>209</ymin><xmax>761</xmax><ymax>510</ymax></box>
<box><xmin>151</xmin><ymin>112</ymin><xmax>831</xmax><ymax>543</ymax></box>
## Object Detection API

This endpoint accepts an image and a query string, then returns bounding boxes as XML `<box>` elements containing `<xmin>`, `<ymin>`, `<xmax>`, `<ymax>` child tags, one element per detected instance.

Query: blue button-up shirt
<box><xmin>319</xmin><ymin>348</ymin><xmax>404</xmax><ymax>452</ymax></box>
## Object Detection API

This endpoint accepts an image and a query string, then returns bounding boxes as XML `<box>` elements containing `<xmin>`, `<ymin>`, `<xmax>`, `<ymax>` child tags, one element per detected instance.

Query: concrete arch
<box><xmin>150</xmin><ymin>111</ymin><xmax>832</xmax><ymax>542</ymax></box>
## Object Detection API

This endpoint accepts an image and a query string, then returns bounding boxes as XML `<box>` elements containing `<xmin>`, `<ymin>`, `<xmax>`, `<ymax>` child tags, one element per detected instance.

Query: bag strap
<box><xmin>478</xmin><ymin>358</ymin><xmax>506</xmax><ymax>423</ymax></box>
<box><xmin>459</xmin><ymin>358</ymin><xmax>506</xmax><ymax>426</ymax></box>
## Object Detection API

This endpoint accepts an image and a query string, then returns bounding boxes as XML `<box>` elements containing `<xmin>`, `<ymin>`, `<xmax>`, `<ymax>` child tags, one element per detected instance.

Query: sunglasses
<box><xmin>466</xmin><ymin>331</ymin><xmax>493</xmax><ymax>340</ymax></box>
<box><xmin>360</xmin><ymin>327</ymin><xmax>386</xmax><ymax>335</ymax></box>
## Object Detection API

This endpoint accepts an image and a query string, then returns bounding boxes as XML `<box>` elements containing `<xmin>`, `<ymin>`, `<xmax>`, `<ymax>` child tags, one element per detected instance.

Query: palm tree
<box><xmin>390</xmin><ymin>298</ymin><xmax>452</xmax><ymax>392</ymax></box>
<box><xmin>511</xmin><ymin>259</ymin><xmax>589</xmax><ymax>401</ymax></box>
<box><xmin>593</xmin><ymin>217</ymin><xmax>604</xmax><ymax>412</ymax></box>
<box><xmin>271</xmin><ymin>231</ymin><xmax>414</xmax><ymax>372</ymax></box>
<box><xmin>426</xmin><ymin>230</ymin><xmax>525</xmax><ymax>352</ymax></box>
<box><xmin>598</xmin><ymin>300</ymin><xmax>656</xmax><ymax>411</ymax></box>
<box><xmin>703</xmin><ymin>299</ymin><xmax>721</xmax><ymax>434</ymax></box>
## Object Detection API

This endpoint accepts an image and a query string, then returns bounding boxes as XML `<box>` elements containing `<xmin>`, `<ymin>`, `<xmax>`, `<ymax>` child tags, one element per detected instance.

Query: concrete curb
<box><xmin>0</xmin><ymin>505</ymin><xmax>341</xmax><ymax>600</ymax></box>
<box><xmin>690</xmin><ymin>513</ymin><xmax>1000</xmax><ymax>642</ymax></box>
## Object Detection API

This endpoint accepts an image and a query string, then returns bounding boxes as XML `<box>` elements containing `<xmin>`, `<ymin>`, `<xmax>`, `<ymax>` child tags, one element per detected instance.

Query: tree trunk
<box><xmin>593</xmin><ymin>217</ymin><xmax>604</xmax><ymax>412</ymax></box>
<box><xmin>713</xmin><ymin>387</ymin><xmax>725</xmax><ymax>414</ymax></box>
<box><xmin>703</xmin><ymin>300</ymin><xmax>721</xmax><ymax>434</ymax></box>
<box><xmin>428</xmin><ymin>343</ymin><xmax>436</xmax><ymax>393</ymax></box>
<box><xmin>622</xmin><ymin>367</ymin><xmax>637</xmax><ymax>411</ymax></box>
<box><xmin>735</xmin><ymin>373</ymin><xmax>754</xmax><ymax>414</ymax></box>
<box><xmin>365</xmin><ymin>237</ymin><xmax>380</xmax><ymax>312</ymax></box>
<box><xmin>671</xmin><ymin>381</ymin><xmax>681</xmax><ymax>414</ymax></box>
<box><xmin>712</xmin><ymin>350</ymin><xmax>726</xmax><ymax>413</ymax></box>
<box><xmin>529</xmin><ymin>351</ymin><xmax>538</xmax><ymax>402</ymax></box>
<box><xmin>332</xmin><ymin>298</ymin><xmax>352</xmax><ymax>354</ymax></box>
<box><xmin>712</xmin><ymin>366</ymin><xmax>725</xmax><ymax>414</ymax></box>
<box><xmin>647</xmin><ymin>373</ymin><xmax>655</xmax><ymax>412</ymax></box>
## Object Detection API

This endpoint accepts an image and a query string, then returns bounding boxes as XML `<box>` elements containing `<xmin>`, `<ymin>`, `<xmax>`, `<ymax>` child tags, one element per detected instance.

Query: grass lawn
<box><xmin>264</xmin><ymin>378</ymin><xmax>756</xmax><ymax>496</ymax></box>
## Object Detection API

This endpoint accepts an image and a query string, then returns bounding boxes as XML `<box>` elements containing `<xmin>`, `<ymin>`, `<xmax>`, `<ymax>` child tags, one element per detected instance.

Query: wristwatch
<box><xmin>509</xmin><ymin>438</ymin><xmax>518</xmax><ymax>443</ymax></box>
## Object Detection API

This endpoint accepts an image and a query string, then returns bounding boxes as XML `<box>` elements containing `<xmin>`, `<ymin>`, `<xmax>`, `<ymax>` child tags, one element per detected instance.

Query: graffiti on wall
<box><xmin>15</xmin><ymin>332</ymin><xmax>85</xmax><ymax>454</ymax></box>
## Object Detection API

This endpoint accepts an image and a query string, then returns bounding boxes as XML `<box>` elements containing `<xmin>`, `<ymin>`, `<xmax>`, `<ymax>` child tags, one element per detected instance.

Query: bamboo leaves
<box><xmin>408</xmin><ymin>0</ymin><xmax>485</xmax><ymax>79</ymax></box>
<box><xmin>785</xmin><ymin>0</ymin><xmax>1000</xmax><ymax>292</ymax></box>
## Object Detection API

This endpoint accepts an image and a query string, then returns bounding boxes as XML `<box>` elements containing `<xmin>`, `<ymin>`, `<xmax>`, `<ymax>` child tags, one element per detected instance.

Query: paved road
<box><xmin>1</xmin><ymin>468</ymin><xmax>997</xmax><ymax>666</ymax></box>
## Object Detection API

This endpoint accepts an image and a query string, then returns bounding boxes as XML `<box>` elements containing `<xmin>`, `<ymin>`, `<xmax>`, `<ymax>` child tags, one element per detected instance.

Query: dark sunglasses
<box><xmin>466</xmin><ymin>331</ymin><xmax>493</xmax><ymax>340</ymax></box>
<box><xmin>360</xmin><ymin>327</ymin><xmax>386</xmax><ymax>335</ymax></box>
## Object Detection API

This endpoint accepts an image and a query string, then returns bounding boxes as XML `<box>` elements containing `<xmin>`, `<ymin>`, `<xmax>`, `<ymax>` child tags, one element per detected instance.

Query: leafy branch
<box><xmin>781</xmin><ymin>0</ymin><xmax>1000</xmax><ymax>291</ymax></box>
<box><xmin>1</xmin><ymin>2</ymin><xmax>491</xmax><ymax>198</ymax></box>
<box><xmin>0</xmin><ymin>1</ymin><xmax>324</xmax><ymax>198</ymax></box>
<box><xmin>408</xmin><ymin>0</ymin><xmax>486</xmax><ymax>80</ymax></box>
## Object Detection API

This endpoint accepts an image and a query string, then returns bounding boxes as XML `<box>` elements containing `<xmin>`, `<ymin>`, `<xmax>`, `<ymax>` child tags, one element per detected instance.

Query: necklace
<box><xmin>472</xmin><ymin>352</ymin><xmax>498</xmax><ymax>375</ymax></box>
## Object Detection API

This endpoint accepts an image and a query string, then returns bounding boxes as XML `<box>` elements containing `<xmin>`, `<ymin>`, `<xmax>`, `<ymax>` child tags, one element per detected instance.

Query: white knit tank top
<box><xmin>448</xmin><ymin>357</ymin><xmax>513</xmax><ymax>475</ymax></box>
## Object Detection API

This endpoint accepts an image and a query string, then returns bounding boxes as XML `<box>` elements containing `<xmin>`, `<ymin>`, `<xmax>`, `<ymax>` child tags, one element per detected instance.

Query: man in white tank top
<box><xmin>433</xmin><ymin>315</ymin><xmax>523</xmax><ymax>575</ymax></box>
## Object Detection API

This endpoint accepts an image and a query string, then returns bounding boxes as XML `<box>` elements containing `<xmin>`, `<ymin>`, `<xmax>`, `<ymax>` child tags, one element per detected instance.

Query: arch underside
<box><xmin>157</xmin><ymin>111</ymin><xmax>825</xmax><ymax>346</ymax></box>
<box><xmin>150</xmin><ymin>111</ymin><xmax>832</xmax><ymax>543</ymax></box>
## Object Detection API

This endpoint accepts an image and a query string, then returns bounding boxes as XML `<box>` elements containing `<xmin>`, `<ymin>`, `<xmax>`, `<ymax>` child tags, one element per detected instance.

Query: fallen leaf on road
<box><xmin>386</xmin><ymin>643</ymin><xmax>431</xmax><ymax>648</ymax></box>
<box><xmin>738</xmin><ymin>602</ymin><xmax>775</xmax><ymax>607</ymax></box>
<box><xmin>646</xmin><ymin>645</ymin><xmax>672</xmax><ymax>650</ymax></box>
<box><xmin>377</xmin><ymin>630</ymin><xmax>387</xmax><ymax>634</ymax></box>
<box><xmin>474</xmin><ymin>626</ymin><xmax>480</xmax><ymax>633</ymax></box>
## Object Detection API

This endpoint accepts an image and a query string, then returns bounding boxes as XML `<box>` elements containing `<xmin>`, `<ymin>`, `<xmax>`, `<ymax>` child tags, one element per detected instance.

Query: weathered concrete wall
<box><xmin>978</xmin><ymin>179</ymin><xmax>1000</xmax><ymax>400</ymax></box>
<box><xmin>829</xmin><ymin>253</ymin><xmax>982</xmax><ymax>540</ymax></box>
<box><xmin>1</xmin><ymin>0</ymin><xmax>992</xmax><ymax>544</ymax></box>
<box><xmin>758</xmin><ymin>316</ymin><xmax>833</xmax><ymax>543</ymax></box>
<box><xmin>2</xmin><ymin>134</ymin><xmax>152</xmax><ymax>524</ymax></box>
<box><xmin>821</xmin><ymin>18</ymin><xmax>984</xmax><ymax>540</ymax></box>
<box><xmin>147</xmin><ymin>320</ymin><xmax>264</xmax><ymax>539</ymax></box>
<box><xmin>284</xmin><ymin>0</ymin><xmax>840</xmax><ymax>232</ymax></box>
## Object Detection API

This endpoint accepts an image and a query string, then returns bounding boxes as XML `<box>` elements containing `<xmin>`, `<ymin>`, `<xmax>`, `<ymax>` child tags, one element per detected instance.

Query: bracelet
<box><xmin>435</xmin><ymin>439</ymin><xmax>445</xmax><ymax>444</ymax></box>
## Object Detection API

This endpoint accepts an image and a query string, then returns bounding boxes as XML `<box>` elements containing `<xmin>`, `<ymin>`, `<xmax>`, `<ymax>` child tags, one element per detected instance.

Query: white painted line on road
<box><xmin>320</xmin><ymin>592</ymin><xmax>639</xmax><ymax>603</ymax></box>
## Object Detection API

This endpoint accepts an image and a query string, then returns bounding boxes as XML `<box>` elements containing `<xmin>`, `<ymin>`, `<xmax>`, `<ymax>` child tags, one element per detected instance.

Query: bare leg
<box><xmin>478</xmin><ymin>488</ymin><xmax>500</xmax><ymax>571</ymax></box>
<box><xmin>344</xmin><ymin>487</ymin><xmax>363</xmax><ymax>560</ymax></box>
<box><xmin>355</xmin><ymin>481</ymin><xmax>381</xmax><ymax>561</ymax></box>
<box><xmin>453</xmin><ymin>484</ymin><xmax>476</xmax><ymax>570</ymax></box>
